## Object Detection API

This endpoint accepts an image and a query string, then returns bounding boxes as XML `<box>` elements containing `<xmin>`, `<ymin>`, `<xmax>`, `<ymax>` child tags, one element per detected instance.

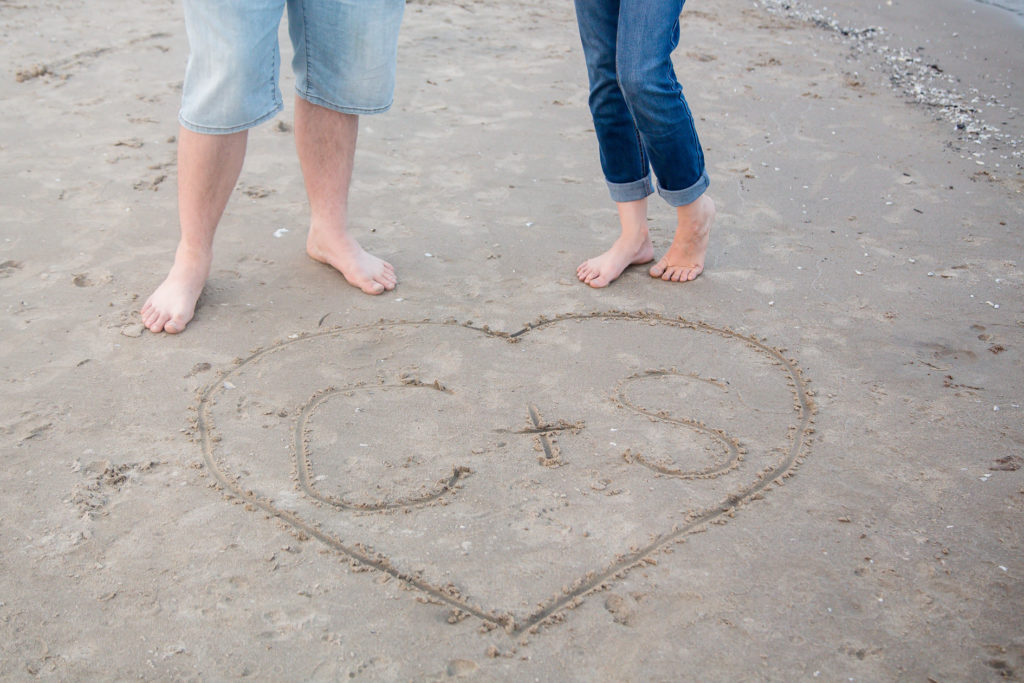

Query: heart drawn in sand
<box><xmin>195</xmin><ymin>312</ymin><xmax>815</xmax><ymax>634</ymax></box>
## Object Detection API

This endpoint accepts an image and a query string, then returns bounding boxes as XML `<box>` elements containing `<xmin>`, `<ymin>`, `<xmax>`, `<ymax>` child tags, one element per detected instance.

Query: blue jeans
<box><xmin>574</xmin><ymin>0</ymin><xmax>709</xmax><ymax>206</ymax></box>
<box><xmin>180</xmin><ymin>0</ymin><xmax>405</xmax><ymax>134</ymax></box>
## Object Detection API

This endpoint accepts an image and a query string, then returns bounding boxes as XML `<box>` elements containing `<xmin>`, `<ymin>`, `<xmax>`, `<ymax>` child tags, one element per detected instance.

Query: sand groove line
<box><xmin>196</xmin><ymin>320</ymin><xmax>502</xmax><ymax>626</ymax></box>
<box><xmin>296</xmin><ymin>385</ymin><xmax>471</xmax><ymax>511</ymax></box>
<box><xmin>513</xmin><ymin>315</ymin><xmax>815</xmax><ymax>629</ymax></box>
<box><xmin>15</xmin><ymin>32</ymin><xmax>173</xmax><ymax>82</ymax></box>
<box><xmin>194</xmin><ymin>312</ymin><xmax>816</xmax><ymax>634</ymax></box>
<box><xmin>616</xmin><ymin>372</ymin><xmax>744</xmax><ymax>479</ymax></box>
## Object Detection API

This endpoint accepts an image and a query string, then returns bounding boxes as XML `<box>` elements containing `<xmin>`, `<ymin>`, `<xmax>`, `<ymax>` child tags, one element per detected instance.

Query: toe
<box><xmin>148</xmin><ymin>313</ymin><xmax>169</xmax><ymax>333</ymax></box>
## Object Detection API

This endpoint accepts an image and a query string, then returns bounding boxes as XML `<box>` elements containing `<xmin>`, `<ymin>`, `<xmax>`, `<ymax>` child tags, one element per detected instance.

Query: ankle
<box><xmin>170</xmin><ymin>243</ymin><xmax>212</xmax><ymax>274</ymax></box>
<box><xmin>679</xmin><ymin>195</ymin><xmax>714</xmax><ymax>220</ymax></box>
<box><xmin>616</xmin><ymin>224</ymin><xmax>650</xmax><ymax>246</ymax></box>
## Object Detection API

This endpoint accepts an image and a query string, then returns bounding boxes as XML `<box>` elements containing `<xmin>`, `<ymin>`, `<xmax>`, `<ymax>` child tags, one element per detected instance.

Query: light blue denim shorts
<box><xmin>179</xmin><ymin>0</ymin><xmax>405</xmax><ymax>134</ymax></box>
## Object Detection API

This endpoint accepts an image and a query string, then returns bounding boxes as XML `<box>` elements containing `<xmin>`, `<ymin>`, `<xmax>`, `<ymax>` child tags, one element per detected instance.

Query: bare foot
<box><xmin>577</xmin><ymin>233</ymin><xmax>655</xmax><ymax>288</ymax></box>
<box><xmin>307</xmin><ymin>228</ymin><xmax>396</xmax><ymax>295</ymax></box>
<box><xmin>649</xmin><ymin>194</ymin><xmax>715</xmax><ymax>282</ymax></box>
<box><xmin>140</xmin><ymin>245</ymin><xmax>211</xmax><ymax>334</ymax></box>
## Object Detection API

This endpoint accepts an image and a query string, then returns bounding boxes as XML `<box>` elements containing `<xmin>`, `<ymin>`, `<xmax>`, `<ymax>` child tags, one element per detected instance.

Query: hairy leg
<box><xmin>141</xmin><ymin>126</ymin><xmax>247</xmax><ymax>333</ymax></box>
<box><xmin>649</xmin><ymin>194</ymin><xmax>715</xmax><ymax>282</ymax></box>
<box><xmin>295</xmin><ymin>97</ymin><xmax>396</xmax><ymax>295</ymax></box>
<box><xmin>576</xmin><ymin>198</ymin><xmax>655</xmax><ymax>288</ymax></box>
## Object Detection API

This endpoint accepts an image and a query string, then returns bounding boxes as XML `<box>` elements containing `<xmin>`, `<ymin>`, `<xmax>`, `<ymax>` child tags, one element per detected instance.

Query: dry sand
<box><xmin>2</xmin><ymin>0</ymin><xmax>1022</xmax><ymax>679</ymax></box>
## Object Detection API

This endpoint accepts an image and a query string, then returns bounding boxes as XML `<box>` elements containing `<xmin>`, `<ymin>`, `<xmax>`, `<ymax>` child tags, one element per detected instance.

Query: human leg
<box><xmin>294</xmin><ymin>97</ymin><xmax>396</xmax><ymax>294</ymax></box>
<box><xmin>614</xmin><ymin>0</ymin><xmax>713</xmax><ymax>282</ymax></box>
<box><xmin>615</xmin><ymin>0</ymin><xmax>707</xmax><ymax>203</ymax></box>
<box><xmin>574</xmin><ymin>0</ymin><xmax>657</xmax><ymax>287</ymax></box>
<box><xmin>287</xmin><ymin>0</ymin><xmax>403</xmax><ymax>294</ymax></box>
<box><xmin>574</xmin><ymin>0</ymin><xmax>652</xmax><ymax>198</ymax></box>
<box><xmin>143</xmin><ymin>0</ymin><xmax>287</xmax><ymax>333</ymax></box>
<box><xmin>141</xmin><ymin>128</ymin><xmax>247</xmax><ymax>333</ymax></box>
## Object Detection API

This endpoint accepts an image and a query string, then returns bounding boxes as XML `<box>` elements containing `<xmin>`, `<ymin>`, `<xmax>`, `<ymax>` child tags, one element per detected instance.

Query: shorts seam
<box><xmin>301</xmin><ymin>0</ymin><xmax>313</xmax><ymax>98</ymax></box>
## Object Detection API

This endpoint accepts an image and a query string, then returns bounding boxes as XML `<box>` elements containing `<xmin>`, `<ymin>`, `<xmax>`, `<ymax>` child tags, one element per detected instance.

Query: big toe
<box><xmin>578</xmin><ymin>263</ymin><xmax>599</xmax><ymax>282</ymax></box>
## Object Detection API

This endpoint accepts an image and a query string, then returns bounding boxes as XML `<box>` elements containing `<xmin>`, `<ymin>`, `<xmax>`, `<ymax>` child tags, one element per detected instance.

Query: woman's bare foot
<box><xmin>576</xmin><ymin>233</ymin><xmax>654</xmax><ymax>288</ymax></box>
<box><xmin>649</xmin><ymin>194</ymin><xmax>715</xmax><ymax>282</ymax></box>
<box><xmin>140</xmin><ymin>244</ymin><xmax>211</xmax><ymax>334</ymax></box>
<box><xmin>577</xmin><ymin>198</ymin><xmax>654</xmax><ymax>288</ymax></box>
<box><xmin>306</xmin><ymin>227</ymin><xmax>396</xmax><ymax>295</ymax></box>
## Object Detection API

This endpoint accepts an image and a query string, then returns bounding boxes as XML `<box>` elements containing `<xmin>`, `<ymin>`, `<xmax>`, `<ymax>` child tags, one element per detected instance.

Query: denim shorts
<box><xmin>179</xmin><ymin>0</ymin><xmax>405</xmax><ymax>134</ymax></box>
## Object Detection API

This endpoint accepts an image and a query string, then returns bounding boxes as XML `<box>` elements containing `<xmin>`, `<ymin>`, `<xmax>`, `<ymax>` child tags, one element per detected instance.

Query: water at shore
<box><xmin>753</xmin><ymin>0</ymin><xmax>1022</xmax><ymax>164</ymax></box>
<box><xmin>972</xmin><ymin>0</ymin><xmax>1024</xmax><ymax>19</ymax></box>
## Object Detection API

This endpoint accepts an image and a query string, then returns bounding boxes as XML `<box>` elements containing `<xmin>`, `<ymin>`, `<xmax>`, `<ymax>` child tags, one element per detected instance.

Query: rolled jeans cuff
<box><xmin>606</xmin><ymin>174</ymin><xmax>655</xmax><ymax>203</ymax></box>
<box><xmin>657</xmin><ymin>170</ymin><xmax>710</xmax><ymax>207</ymax></box>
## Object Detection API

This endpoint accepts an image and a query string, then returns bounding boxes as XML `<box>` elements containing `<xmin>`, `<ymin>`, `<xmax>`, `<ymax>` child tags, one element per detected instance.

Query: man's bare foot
<box><xmin>577</xmin><ymin>233</ymin><xmax>655</xmax><ymax>288</ymax></box>
<box><xmin>140</xmin><ymin>245</ymin><xmax>211</xmax><ymax>334</ymax></box>
<box><xmin>649</xmin><ymin>194</ymin><xmax>715</xmax><ymax>282</ymax></box>
<box><xmin>307</xmin><ymin>228</ymin><xmax>396</xmax><ymax>295</ymax></box>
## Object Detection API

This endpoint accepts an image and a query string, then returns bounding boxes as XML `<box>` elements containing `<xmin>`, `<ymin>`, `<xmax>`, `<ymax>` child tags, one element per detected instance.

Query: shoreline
<box><xmin>753</xmin><ymin>0</ymin><xmax>1023</xmax><ymax>172</ymax></box>
<box><xmin>971</xmin><ymin>0</ymin><xmax>1024</xmax><ymax>19</ymax></box>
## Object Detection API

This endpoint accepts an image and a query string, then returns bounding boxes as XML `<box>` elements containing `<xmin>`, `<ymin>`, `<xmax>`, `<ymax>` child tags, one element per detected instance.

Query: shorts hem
<box><xmin>178</xmin><ymin>103</ymin><xmax>284</xmax><ymax>135</ymax></box>
<box><xmin>296</xmin><ymin>90</ymin><xmax>394</xmax><ymax>116</ymax></box>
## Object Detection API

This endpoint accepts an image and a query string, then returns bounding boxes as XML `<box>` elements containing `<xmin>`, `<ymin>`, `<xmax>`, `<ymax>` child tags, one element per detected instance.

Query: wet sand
<box><xmin>1</xmin><ymin>0</ymin><xmax>1022</xmax><ymax>679</ymax></box>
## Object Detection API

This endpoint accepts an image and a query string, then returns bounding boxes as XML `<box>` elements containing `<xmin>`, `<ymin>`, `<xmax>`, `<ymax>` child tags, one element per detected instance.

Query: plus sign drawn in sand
<box><xmin>195</xmin><ymin>312</ymin><xmax>815</xmax><ymax>633</ymax></box>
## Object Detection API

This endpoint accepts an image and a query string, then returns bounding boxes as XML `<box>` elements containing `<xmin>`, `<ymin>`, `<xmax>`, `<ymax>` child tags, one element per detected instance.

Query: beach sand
<box><xmin>1</xmin><ymin>0</ymin><xmax>1022</xmax><ymax>678</ymax></box>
